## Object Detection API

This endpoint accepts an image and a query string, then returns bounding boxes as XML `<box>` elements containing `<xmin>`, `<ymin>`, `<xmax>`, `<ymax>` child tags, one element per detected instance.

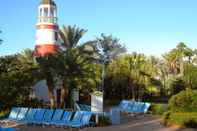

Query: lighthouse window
<box><xmin>50</xmin><ymin>8</ymin><xmax>54</xmax><ymax>17</ymax></box>
<box><xmin>55</xmin><ymin>32</ymin><xmax>58</xmax><ymax>40</ymax></box>
<box><xmin>40</xmin><ymin>8</ymin><xmax>43</xmax><ymax>17</ymax></box>
<box><xmin>44</xmin><ymin>8</ymin><xmax>48</xmax><ymax>17</ymax></box>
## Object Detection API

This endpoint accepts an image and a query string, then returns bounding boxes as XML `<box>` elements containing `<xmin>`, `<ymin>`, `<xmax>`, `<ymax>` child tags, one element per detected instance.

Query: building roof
<box><xmin>40</xmin><ymin>0</ymin><xmax>56</xmax><ymax>6</ymax></box>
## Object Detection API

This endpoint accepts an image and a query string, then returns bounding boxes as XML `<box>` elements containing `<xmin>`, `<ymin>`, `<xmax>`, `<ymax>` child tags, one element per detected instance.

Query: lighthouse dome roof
<box><xmin>40</xmin><ymin>0</ymin><xmax>56</xmax><ymax>6</ymax></box>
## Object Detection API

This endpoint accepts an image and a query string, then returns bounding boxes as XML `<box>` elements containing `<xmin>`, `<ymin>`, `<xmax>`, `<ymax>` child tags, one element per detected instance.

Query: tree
<box><xmin>59</xmin><ymin>25</ymin><xmax>87</xmax><ymax>49</ymax></box>
<box><xmin>105</xmin><ymin>53</ymin><xmax>160</xmax><ymax>101</ymax></box>
<box><xmin>36</xmin><ymin>55</ymin><xmax>60</xmax><ymax>108</ymax></box>
<box><xmin>183</xmin><ymin>63</ymin><xmax>197</xmax><ymax>89</ymax></box>
<box><xmin>157</xmin><ymin>60</ymin><xmax>169</xmax><ymax>96</ymax></box>
<box><xmin>0</xmin><ymin>51</ymin><xmax>40</xmax><ymax>107</ymax></box>
<box><xmin>96</xmin><ymin>34</ymin><xmax>126</xmax><ymax>92</ymax></box>
<box><xmin>58</xmin><ymin>25</ymin><xmax>99</xmax><ymax>108</ymax></box>
<box><xmin>163</xmin><ymin>42</ymin><xmax>193</xmax><ymax>76</ymax></box>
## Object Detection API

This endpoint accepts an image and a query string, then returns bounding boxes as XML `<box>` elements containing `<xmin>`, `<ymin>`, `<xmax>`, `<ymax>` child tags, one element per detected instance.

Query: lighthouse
<box><xmin>34</xmin><ymin>0</ymin><xmax>60</xmax><ymax>56</ymax></box>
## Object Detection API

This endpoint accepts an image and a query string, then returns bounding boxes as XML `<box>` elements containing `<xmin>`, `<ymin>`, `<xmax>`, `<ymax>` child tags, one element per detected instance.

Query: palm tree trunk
<box><xmin>60</xmin><ymin>88</ymin><xmax>68</xmax><ymax>108</ymax></box>
<box><xmin>56</xmin><ymin>89</ymin><xmax>61</xmax><ymax>108</ymax></box>
<box><xmin>48</xmin><ymin>86</ymin><xmax>56</xmax><ymax>108</ymax></box>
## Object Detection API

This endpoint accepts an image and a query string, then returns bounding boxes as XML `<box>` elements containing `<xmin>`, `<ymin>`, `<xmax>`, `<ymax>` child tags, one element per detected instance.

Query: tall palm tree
<box><xmin>163</xmin><ymin>42</ymin><xmax>192</xmax><ymax>76</ymax></box>
<box><xmin>59</xmin><ymin>25</ymin><xmax>87</xmax><ymax>49</ymax></box>
<box><xmin>36</xmin><ymin>55</ymin><xmax>60</xmax><ymax>108</ymax></box>
<box><xmin>127</xmin><ymin>52</ymin><xmax>147</xmax><ymax>100</ymax></box>
<box><xmin>58</xmin><ymin>25</ymin><xmax>88</xmax><ymax>107</ymax></box>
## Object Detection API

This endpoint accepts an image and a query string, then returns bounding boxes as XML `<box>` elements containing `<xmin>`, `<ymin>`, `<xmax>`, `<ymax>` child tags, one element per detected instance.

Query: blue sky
<box><xmin>0</xmin><ymin>0</ymin><xmax>197</xmax><ymax>56</ymax></box>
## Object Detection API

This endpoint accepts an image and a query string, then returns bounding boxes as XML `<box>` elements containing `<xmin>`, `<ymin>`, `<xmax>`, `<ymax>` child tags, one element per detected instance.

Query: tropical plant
<box><xmin>59</xmin><ymin>25</ymin><xmax>87</xmax><ymax>49</ymax></box>
<box><xmin>163</xmin><ymin>42</ymin><xmax>193</xmax><ymax>75</ymax></box>
<box><xmin>168</xmin><ymin>89</ymin><xmax>197</xmax><ymax>112</ymax></box>
<box><xmin>183</xmin><ymin>63</ymin><xmax>197</xmax><ymax>89</ymax></box>
<box><xmin>0</xmin><ymin>51</ymin><xmax>40</xmax><ymax>107</ymax></box>
<box><xmin>36</xmin><ymin>55</ymin><xmax>60</xmax><ymax>108</ymax></box>
<box><xmin>58</xmin><ymin>25</ymin><xmax>101</xmax><ymax>108</ymax></box>
<box><xmin>96</xmin><ymin>34</ymin><xmax>126</xmax><ymax>92</ymax></box>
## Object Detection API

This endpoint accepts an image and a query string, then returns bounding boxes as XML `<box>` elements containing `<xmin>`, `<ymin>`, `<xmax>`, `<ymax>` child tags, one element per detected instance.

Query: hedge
<box><xmin>164</xmin><ymin>112</ymin><xmax>197</xmax><ymax>128</ymax></box>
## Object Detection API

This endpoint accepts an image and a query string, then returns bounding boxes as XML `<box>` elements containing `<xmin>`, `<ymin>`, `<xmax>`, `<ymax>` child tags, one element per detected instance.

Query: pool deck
<box><xmin>1</xmin><ymin>115</ymin><xmax>196</xmax><ymax>131</ymax></box>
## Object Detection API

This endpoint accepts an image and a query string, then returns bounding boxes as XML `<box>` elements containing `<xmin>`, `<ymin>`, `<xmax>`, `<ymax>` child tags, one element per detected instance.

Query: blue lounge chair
<box><xmin>30</xmin><ymin>108</ymin><xmax>45</xmax><ymax>124</ymax></box>
<box><xmin>128</xmin><ymin>102</ymin><xmax>142</xmax><ymax>113</ymax></box>
<box><xmin>117</xmin><ymin>100</ymin><xmax>151</xmax><ymax>114</ymax></box>
<box><xmin>37</xmin><ymin>109</ymin><xmax>54</xmax><ymax>125</ymax></box>
<box><xmin>2</xmin><ymin>107</ymin><xmax>20</xmax><ymax>122</ymax></box>
<box><xmin>56</xmin><ymin>111</ymin><xmax>84</xmax><ymax>127</ymax></box>
<box><xmin>142</xmin><ymin>103</ymin><xmax>151</xmax><ymax>113</ymax></box>
<box><xmin>118</xmin><ymin>100</ymin><xmax>130</xmax><ymax>112</ymax></box>
<box><xmin>71</xmin><ymin>111</ymin><xmax>84</xmax><ymax>123</ymax></box>
<box><xmin>69</xmin><ymin>111</ymin><xmax>92</xmax><ymax>128</ymax></box>
<box><xmin>44</xmin><ymin>109</ymin><xmax>64</xmax><ymax>125</ymax></box>
<box><xmin>53</xmin><ymin>111</ymin><xmax>73</xmax><ymax>126</ymax></box>
<box><xmin>20</xmin><ymin>108</ymin><xmax>37</xmax><ymax>124</ymax></box>
<box><xmin>76</xmin><ymin>103</ymin><xmax>91</xmax><ymax>111</ymax></box>
<box><xmin>16</xmin><ymin>107</ymin><xmax>28</xmax><ymax>121</ymax></box>
<box><xmin>136</xmin><ymin>103</ymin><xmax>146</xmax><ymax>113</ymax></box>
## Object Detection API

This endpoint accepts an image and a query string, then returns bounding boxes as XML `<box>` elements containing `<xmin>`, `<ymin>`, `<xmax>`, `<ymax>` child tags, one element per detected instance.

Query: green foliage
<box><xmin>184</xmin><ymin>119</ymin><xmax>197</xmax><ymax>128</ymax></box>
<box><xmin>150</xmin><ymin>103</ymin><xmax>168</xmax><ymax>115</ymax></box>
<box><xmin>58</xmin><ymin>49</ymin><xmax>101</xmax><ymax>91</ymax></box>
<box><xmin>163</xmin><ymin>111</ymin><xmax>171</xmax><ymax>124</ymax></box>
<box><xmin>164</xmin><ymin>112</ymin><xmax>197</xmax><ymax>128</ymax></box>
<box><xmin>0</xmin><ymin>109</ymin><xmax>9</xmax><ymax>119</ymax></box>
<box><xmin>168</xmin><ymin>89</ymin><xmax>197</xmax><ymax>112</ymax></box>
<box><xmin>183</xmin><ymin>63</ymin><xmax>197</xmax><ymax>89</ymax></box>
<box><xmin>169</xmin><ymin>77</ymin><xmax>186</xmax><ymax>95</ymax></box>
<box><xmin>59</xmin><ymin>25</ymin><xmax>87</xmax><ymax>48</ymax></box>
<box><xmin>105</xmin><ymin>53</ymin><xmax>160</xmax><ymax>101</ymax></box>
<box><xmin>0</xmin><ymin>52</ymin><xmax>39</xmax><ymax>107</ymax></box>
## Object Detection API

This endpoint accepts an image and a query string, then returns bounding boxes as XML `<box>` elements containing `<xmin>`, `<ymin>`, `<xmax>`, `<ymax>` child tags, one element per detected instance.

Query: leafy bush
<box><xmin>184</xmin><ymin>119</ymin><xmax>197</xmax><ymax>128</ymax></box>
<box><xmin>168</xmin><ymin>89</ymin><xmax>197</xmax><ymax>112</ymax></box>
<box><xmin>150</xmin><ymin>103</ymin><xmax>168</xmax><ymax>115</ymax></box>
<box><xmin>0</xmin><ymin>109</ymin><xmax>9</xmax><ymax>119</ymax></box>
<box><xmin>169</xmin><ymin>77</ymin><xmax>186</xmax><ymax>95</ymax></box>
<box><xmin>164</xmin><ymin>112</ymin><xmax>197</xmax><ymax>128</ymax></box>
<box><xmin>163</xmin><ymin>111</ymin><xmax>171</xmax><ymax>125</ymax></box>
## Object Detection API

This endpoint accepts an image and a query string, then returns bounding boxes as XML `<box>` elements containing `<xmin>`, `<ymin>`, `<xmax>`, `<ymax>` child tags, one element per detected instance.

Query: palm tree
<box><xmin>36</xmin><ymin>55</ymin><xmax>60</xmax><ymax>108</ymax></box>
<box><xmin>59</xmin><ymin>25</ymin><xmax>87</xmax><ymax>49</ymax></box>
<box><xmin>127</xmin><ymin>52</ymin><xmax>147</xmax><ymax>100</ymax></box>
<box><xmin>163</xmin><ymin>42</ymin><xmax>192</xmax><ymax>76</ymax></box>
<box><xmin>58</xmin><ymin>25</ymin><xmax>88</xmax><ymax>108</ymax></box>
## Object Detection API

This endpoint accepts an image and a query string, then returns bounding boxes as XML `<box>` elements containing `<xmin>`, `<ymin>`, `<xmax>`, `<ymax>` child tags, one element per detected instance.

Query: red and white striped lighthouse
<box><xmin>34</xmin><ymin>0</ymin><xmax>60</xmax><ymax>56</ymax></box>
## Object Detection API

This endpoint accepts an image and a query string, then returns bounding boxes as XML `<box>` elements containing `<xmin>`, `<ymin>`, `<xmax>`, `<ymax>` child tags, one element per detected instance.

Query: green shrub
<box><xmin>0</xmin><ymin>109</ymin><xmax>9</xmax><ymax>119</ymax></box>
<box><xmin>163</xmin><ymin>111</ymin><xmax>171</xmax><ymax>125</ymax></box>
<box><xmin>150</xmin><ymin>103</ymin><xmax>168</xmax><ymax>115</ymax></box>
<box><xmin>168</xmin><ymin>89</ymin><xmax>197</xmax><ymax>112</ymax></box>
<box><xmin>184</xmin><ymin>119</ymin><xmax>197</xmax><ymax>128</ymax></box>
<box><xmin>166</xmin><ymin>112</ymin><xmax>197</xmax><ymax>128</ymax></box>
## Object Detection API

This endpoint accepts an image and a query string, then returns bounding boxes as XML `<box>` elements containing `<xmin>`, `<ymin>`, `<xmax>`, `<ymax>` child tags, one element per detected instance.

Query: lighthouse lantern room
<box><xmin>34</xmin><ymin>0</ymin><xmax>60</xmax><ymax>56</ymax></box>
